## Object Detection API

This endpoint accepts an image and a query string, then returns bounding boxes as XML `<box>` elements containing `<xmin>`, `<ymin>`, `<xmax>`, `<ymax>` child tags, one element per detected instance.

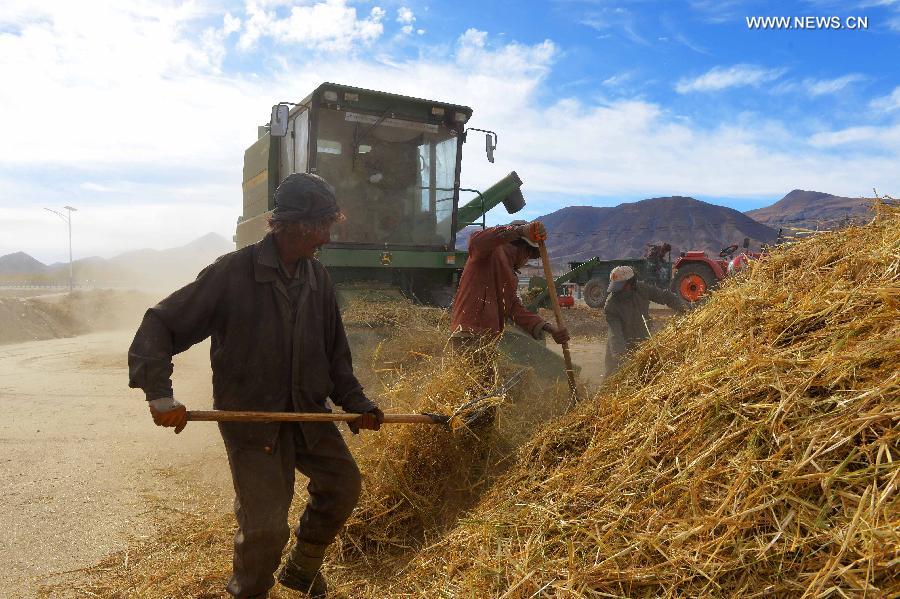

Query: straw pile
<box><xmin>41</xmin><ymin>292</ymin><xmax>569</xmax><ymax>597</ymax></box>
<box><xmin>372</xmin><ymin>201</ymin><xmax>899</xmax><ymax>597</ymax></box>
<box><xmin>334</xmin><ymin>316</ymin><xmax>570</xmax><ymax>577</ymax></box>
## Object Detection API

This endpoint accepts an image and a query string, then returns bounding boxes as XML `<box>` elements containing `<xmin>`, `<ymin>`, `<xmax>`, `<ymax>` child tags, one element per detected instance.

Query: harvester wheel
<box><xmin>673</xmin><ymin>263</ymin><xmax>715</xmax><ymax>303</ymax></box>
<box><xmin>583</xmin><ymin>278</ymin><xmax>607</xmax><ymax>309</ymax></box>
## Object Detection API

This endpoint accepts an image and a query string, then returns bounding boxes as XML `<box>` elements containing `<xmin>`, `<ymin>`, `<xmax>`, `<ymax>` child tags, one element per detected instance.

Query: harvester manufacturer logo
<box><xmin>380</xmin><ymin>251</ymin><xmax>393</xmax><ymax>265</ymax></box>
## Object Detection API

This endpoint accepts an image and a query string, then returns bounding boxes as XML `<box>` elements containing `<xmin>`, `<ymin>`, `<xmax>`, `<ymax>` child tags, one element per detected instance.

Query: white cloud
<box><xmin>1</xmin><ymin>3</ymin><xmax>898</xmax><ymax>262</ymax></box>
<box><xmin>810</xmin><ymin>124</ymin><xmax>900</xmax><ymax>151</ymax></box>
<box><xmin>871</xmin><ymin>86</ymin><xmax>900</xmax><ymax>112</ymax></box>
<box><xmin>238</xmin><ymin>0</ymin><xmax>386</xmax><ymax>51</ymax></box>
<box><xmin>602</xmin><ymin>71</ymin><xmax>636</xmax><ymax>87</ymax></box>
<box><xmin>676</xmin><ymin>64</ymin><xmax>786</xmax><ymax>93</ymax></box>
<box><xmin>397</xmin><ymin>7</ymin><xmax>415</xmax><ymax>24</ymax></box>
<box><xmin>80</xmin><ymin>182</ymin><xmax>117</xmax><ymax>193</ymax></box>
<box><xmin>803</xmin><ymin>74</ymin><xmax>866</xmax><ymax>96</ymax></box>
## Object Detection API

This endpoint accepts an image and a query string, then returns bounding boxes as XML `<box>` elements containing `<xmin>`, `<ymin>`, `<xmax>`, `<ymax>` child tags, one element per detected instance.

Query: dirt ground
<box><xmin>0</xmin><ymin>290</ymin><xmax>236</xmax><ymax>597</ymax></box>
<box><xmin>543</xmin><ymin>304</ymin><xmax>675</xmax><ymax>388</ymax></box>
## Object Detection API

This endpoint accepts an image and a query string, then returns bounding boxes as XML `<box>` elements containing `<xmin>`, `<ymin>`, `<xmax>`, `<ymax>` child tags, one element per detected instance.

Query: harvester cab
<box><xmin>235</xmin><ymin>83</ymin><xmax>525</xmax><ymax>306</ymax></box>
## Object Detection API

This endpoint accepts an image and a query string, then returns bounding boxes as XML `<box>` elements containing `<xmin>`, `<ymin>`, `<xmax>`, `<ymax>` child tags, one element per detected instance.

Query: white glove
<box><xmin>148</xmin><ymin>396</ymin><xmax>188</xmax><ymax>434</ymax></box>
<box><xmin>149</xmin><ymin>396</ymin><xmax>183</xmax><ymax>412</ymax></box>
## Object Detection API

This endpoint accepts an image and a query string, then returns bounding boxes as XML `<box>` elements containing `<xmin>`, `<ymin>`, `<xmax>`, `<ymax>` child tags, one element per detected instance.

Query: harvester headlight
<box><xmin>431</xmin><ymin>107</ymin><xmax>445</xmax><ymax>116</ymax></box>
<box><xmin>454</xmin><ymin>111</ymin><xmax>470</xmax><ymax>123</ymax></box>
<box><xmin>323</xmin><ymin>90</ymin><xmax>338</xmax><ymax>102</ymax></box>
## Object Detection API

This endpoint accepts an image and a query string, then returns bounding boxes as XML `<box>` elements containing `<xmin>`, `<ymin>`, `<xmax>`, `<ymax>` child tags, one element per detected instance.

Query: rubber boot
<box><xmin>277</xmin><ymin>540</ymin><xmax>328</xmax><ymax>598</ymax></box>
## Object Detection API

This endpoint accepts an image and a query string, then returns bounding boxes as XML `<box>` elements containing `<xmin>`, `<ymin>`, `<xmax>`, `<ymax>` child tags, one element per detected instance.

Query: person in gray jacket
<box><xmin>603</xmin><ymin>265</ymin><xmax>687</xmax><ymax>376</ymax></box>
<box><xmin>128</xmin><ymin>173</ymin><xmax>384</xmax><ymax>599</ymax></box>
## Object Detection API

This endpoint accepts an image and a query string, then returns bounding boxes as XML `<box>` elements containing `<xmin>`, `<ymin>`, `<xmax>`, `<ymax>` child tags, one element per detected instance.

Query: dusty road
<box><xmin>0</xmin><ymin>329</ymin><xmax>233</xmax><ymax>596</ymax></box>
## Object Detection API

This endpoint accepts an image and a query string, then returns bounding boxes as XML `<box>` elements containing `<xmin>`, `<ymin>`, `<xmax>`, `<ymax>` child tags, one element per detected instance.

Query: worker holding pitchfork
<box><xmin>128</xmin><ymin>173</ymin><xmax>382</xmax><ymax>599</ymax></box>
<box><xmin>449</xmin><ymin>220</ymin><xmax>571</xmax><ymax>421</ymax></box>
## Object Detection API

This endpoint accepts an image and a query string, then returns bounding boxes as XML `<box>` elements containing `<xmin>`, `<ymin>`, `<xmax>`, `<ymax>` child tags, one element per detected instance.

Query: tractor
<box><xmin>671</xmin><ymin>237</ymin><xmax>768</xmax><ymax>302</ymax></box>
<box><xmin>524</xmin><ymin>243</ymin><xmax>674</xmax><ymax>312</ymax></box>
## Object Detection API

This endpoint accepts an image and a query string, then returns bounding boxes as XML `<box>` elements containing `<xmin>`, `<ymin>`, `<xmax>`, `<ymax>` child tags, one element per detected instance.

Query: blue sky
<box><xmin>1</xmin><ymin>0</ymin><xmax>899</xmax><ymax>262</ymax></box>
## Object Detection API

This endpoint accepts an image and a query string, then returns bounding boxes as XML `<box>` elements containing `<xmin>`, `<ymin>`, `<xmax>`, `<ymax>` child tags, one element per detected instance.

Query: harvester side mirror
<box><xmin>465</xmin><ymin>128</ymin><xmax>499</xmax><ymax>163</ymax></box>
<box><xmin>502</xmin><ymin>188</ymin><xmax>526</xmax><ymax>214</ymax></box>
<box><xmin>270</xmin><ymin>104</ymin><xmax>290</xmax><ymax>137</ymax></box>
<box><xmin>485</xmin><ymin>133</ymin><xmax>496</xmax><ymax>163</ymax></box>
<box><xmin>743</xmin><ymin>237</ymin><xmax>750</xmax><ymax>249</ymax></box>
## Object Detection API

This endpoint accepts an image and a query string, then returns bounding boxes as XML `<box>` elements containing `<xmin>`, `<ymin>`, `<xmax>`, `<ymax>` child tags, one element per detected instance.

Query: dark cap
<box><xmin>272</xmin><ymin>173</ymin><xmax>340</xmax><ymax>222</ymax></box>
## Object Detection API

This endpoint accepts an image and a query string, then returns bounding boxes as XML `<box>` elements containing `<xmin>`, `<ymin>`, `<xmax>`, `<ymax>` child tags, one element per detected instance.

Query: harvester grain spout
<box><xmin>453</xmin><ymin>171</ymin><xmax>526</xmax><ymax>232</ymax></box>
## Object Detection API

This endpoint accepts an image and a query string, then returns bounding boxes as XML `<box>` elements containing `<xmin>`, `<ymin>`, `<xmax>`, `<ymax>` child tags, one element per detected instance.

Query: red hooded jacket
<box><xmin>450</xmin><ymin>226</ymin><xmax>546</xmax><ymax>338</ymax></box>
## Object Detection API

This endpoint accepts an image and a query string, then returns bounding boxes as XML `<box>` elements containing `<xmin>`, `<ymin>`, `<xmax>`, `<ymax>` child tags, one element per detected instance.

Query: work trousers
<box><xmin>223</xmin><ymin>422</ymin><xmax>362</xmax><ymax>598</ymax></box>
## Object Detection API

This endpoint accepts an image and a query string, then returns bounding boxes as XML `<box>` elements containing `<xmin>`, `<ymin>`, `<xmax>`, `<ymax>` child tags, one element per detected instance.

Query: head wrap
<box><xmin>272</xmin><ymin>173</ymin><xmax>340</xmax><ymax>222</ymax></box>
<box><xmin>508</xmin><ymin>219</ymin><xmax>539</xmax><ymax>248</ymax></box>
<box><xmin>608</xmin><ymin>265</ymin><xmax>635</xmax><ymax>293</ymax></box>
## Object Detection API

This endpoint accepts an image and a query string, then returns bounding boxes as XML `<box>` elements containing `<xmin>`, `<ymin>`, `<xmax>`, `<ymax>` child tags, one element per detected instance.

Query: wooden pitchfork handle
<box><xmin>537</xmin><ymin>239</ymin><xmax>580</xmax><ymax>406</ymax></box>
<box><xmin>187</xmin><ymin>410</ymin><xmax>445</xmax><ymax>425</ymax></box>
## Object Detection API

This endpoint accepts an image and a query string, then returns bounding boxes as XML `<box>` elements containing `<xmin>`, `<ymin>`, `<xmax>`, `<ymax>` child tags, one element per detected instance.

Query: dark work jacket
<box><xmin>128</xmin><ymin>233</ymin><xmax>375</xmax><ymax>449</ymax></box>
<box><xmin>604</xmin><ymin>281</ymin><xmax>686</xmax><ymax>376</ymax></box>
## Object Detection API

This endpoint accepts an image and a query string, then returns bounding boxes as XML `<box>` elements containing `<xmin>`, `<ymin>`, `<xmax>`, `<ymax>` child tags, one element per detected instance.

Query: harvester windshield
<box><xmin>316</xmin><ymin>107</ymin><xmax>458</xmax><ymax>248</ymax></box>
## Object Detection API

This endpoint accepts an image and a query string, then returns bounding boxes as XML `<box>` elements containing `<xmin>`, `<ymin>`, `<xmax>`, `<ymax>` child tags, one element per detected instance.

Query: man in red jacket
<box><xmin>449</xmin><ymin>220</ymin><xmax>569</xmax><ymax>394</ymax></box>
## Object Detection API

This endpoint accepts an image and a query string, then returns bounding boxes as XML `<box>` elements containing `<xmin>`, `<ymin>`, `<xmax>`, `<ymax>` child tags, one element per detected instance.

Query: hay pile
<box><xmin>41</xmin><ymin>293</ymin><xmax>569</xmax><ymax>597</ymax></box>
<box><xmin>374</xmin><ymin>202</ymin><xmax>900</xmax><ymax>597</ymax></box>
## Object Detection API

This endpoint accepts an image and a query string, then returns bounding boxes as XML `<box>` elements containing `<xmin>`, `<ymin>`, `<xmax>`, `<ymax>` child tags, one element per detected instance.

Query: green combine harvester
<box><xmin>235</xmin><ymin>82</ymin><xmax>574</xmax><ymax>382</ymax></box>
<box><xmin>235</xmin><ymin>82</ymin><xmax>527</xmax><ymax>307</ymax></box>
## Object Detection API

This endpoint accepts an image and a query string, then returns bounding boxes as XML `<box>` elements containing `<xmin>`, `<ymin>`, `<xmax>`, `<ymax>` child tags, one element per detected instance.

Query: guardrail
<box><xmin>0</xmin><ymin>281</ymin><xmax>131</xmax><ymax>289</ymax></box>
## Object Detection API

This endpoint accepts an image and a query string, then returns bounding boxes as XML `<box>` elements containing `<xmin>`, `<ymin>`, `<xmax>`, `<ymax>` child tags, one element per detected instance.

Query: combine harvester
<box><xmin>235</xmin><ymin>82</ymin><xmax>570</xmax><ymax>373</ymax></box>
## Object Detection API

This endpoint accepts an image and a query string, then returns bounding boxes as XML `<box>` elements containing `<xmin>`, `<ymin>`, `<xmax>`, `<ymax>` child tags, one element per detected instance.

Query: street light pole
<box><xmin>44</xmin><ymin>206</ymin><xmax>78</xmax><ymax>292</ymax></box>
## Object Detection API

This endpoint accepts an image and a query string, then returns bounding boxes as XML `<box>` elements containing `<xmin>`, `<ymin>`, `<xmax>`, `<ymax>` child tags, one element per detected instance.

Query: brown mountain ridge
<box><xmin>745</xmin><ymin>189</ymin><xmax>873</xmax><ymax>230</ymax></box>
<box><xmin>459</xmin><ymin>196</ymin><xmax>779</xmax><ymax>266</ymax></box>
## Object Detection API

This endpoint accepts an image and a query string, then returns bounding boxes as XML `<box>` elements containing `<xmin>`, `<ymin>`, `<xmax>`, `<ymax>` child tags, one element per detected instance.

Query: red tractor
<box><xmin>557</xmin><ymin>282</ymin><xmax>577</xmax><ymax>308</ymax></box>
<box><xmin>672</xmin><ymin>237</ymin><xmax>765</xmax><ymax>302</ymax></box>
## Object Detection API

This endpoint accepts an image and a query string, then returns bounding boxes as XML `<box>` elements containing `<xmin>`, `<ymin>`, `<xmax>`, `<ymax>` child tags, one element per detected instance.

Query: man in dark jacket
<box><xmin>128</xmin><ymin>173</ymin><xmax>383</xmax><ymax>599</ymax></box>
<box><xmin>604</xmin><ymin>265</ymin><xmax>687</xmax><ymax>376</ymax></box>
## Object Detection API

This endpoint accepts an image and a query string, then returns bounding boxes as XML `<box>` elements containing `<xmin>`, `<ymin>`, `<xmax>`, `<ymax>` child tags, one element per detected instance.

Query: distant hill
<box><xmin>458</xmin><ymin>197</ymin><xmax>779</xmax><ymax>267</ymax></box>
<box><xmin>0</xmin><ymin>233</ymin><xmax>234</xmax><ymax>289</ymax></box>
<box><xmin>746</xmin><ymin>190</ymin><xmax>873</xmax><ymax>230</ymax></box>
<box><xmin>0</xmin><ymin>252</ymin><xmax>48</xmax><ymax>275</ymax></box>
<box><xmin>106</xmin><ymin>232</ymin><xmax>233</xmax><ymax>288</ymax></box>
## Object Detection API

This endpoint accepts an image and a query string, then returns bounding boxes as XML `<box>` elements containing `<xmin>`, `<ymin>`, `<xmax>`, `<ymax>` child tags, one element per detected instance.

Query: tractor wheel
<box><xmin>583</xmin><ymin>278</ymin><xmax>607</xmax><ymax>309</ymax></box>
<box><xmin>673</xmin><ymin>263</ymin><xmax>716</xmax><ymax>303</ymax></box>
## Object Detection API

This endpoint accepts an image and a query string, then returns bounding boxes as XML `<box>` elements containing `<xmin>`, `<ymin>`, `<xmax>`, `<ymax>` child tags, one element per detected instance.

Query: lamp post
<box><xmin>44</xmin><ymin>206</ymin><xmax>78</xmax><ymax>292</ymax></box>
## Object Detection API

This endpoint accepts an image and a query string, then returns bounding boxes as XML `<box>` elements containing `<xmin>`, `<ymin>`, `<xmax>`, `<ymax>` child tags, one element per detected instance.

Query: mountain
<box><xmin>745</xmin><ymin>190</ymin><xmax>872</xmax><ymax>230</ymax></box>
<box><xmin>0</xmin><ymin>252</ymin><xmax>48</xmax><ymax>275</ymax></box>
<box><xmin>106</xmin><ymin>232</ymin><xmax>233</xmax><ymax>287</ymax></box>
<box><xmin>0</xmin><ymin>233</ymin><xmax>234</xmax><ymax>289</ymax></box>
<box><xmin>457</xmin><ymin>197</ymin><xmax>779</xmax><ymax>267</ymax></box>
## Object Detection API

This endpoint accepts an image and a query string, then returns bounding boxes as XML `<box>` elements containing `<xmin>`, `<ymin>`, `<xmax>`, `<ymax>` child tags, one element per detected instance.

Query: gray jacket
<box><xmin>128</xmin><ymin>233</ymin><xmax>375</xmax><ymax>449</ymax></box>
<box><xmin>604</xmin><ymin>281</ymin><xmax>686</xmax><ymax>375</ymax></box>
